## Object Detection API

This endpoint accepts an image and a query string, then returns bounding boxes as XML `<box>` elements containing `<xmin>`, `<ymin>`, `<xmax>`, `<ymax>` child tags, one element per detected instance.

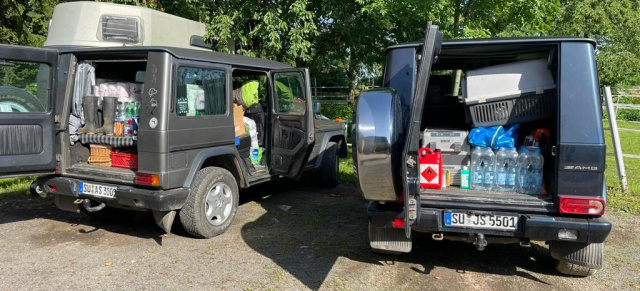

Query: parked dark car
<box><xmin>354</xmin><ymin>23</ymin><xmax>611</xmax><ymax>276</ymax></box>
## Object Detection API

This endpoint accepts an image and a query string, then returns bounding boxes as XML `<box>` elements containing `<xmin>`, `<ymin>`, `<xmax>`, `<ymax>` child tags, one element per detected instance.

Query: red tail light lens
<box><xmin>558</xmin><ymin>196</ymin><xmax>605</xmax><ymax>216</ymax></box>
<box><xmin>392</xmin><ymin>218</ymin><xmax>405</xmax><ymax>228</ymax></box>
<box><xmin>135</xmin><ymin>173</ymin><xmax>160</xmax><ymax>186</ymax></box>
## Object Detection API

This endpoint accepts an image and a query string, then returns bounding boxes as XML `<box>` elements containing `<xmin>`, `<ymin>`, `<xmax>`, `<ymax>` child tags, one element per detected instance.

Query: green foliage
<box><xmin>0</xmin><ymin>177</ymin><xmax>32</xmax><ymax>195</ymax></box>
<box><xmin>338</xmin><ymin>147</ymin><xmax>356</xmax><ymax>184</ymax></box>
<box><xmin>617</xmin><ymin>109</ymin><xmax>640</xmax><ymax>122</ymax></box>
<box><xmin>550</xmin><ymin>0</ymin><xmax>640</xmax><ymax>87</ymax></box>
<box><xmin>319</xmin><ymin>104</ymin><xmax>353</xmax><ymax>121</ymax></box>
<box><xmin>0</xmin><ymin>0</ymin><xmax>58</xmax><ymax>46</ymax></box>
<box><xmin>183</xmin><ymin>0</ymin><xmax>317</xmax><ymax>66</ymax></box>
<box><xmin>603</xmin><ymin>125</ymin><xmax>640</xmax><ymax>213</ymax></box>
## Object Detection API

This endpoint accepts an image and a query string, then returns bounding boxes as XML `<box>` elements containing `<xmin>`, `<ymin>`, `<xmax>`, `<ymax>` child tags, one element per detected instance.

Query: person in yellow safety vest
<box><xmin>241</xmin><ymin>80</ymin><xmax>294</xmax><ymax>109</ymax></box>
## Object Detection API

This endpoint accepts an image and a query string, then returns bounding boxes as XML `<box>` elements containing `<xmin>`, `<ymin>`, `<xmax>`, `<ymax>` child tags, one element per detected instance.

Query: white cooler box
<box><xmin>463</xmin><ymin>58</ymin><xmax>556</xmax><ymax>127</ymax></box>
<box><xmin>422</xmin><ymin>129</ymin><xmax>470</xmax><ymax>185</ymax></box>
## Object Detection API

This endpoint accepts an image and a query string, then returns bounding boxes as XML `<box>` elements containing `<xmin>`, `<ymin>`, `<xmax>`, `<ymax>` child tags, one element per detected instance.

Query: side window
<box><xmin>0</xmin><ymin>61</ymin><xmax>50</xmax><ymax>113</ymax></box>
<box><xmin>175</xmin><ymin>66</ymin><xmax>226</xmax><ymax>116</ymax></box>
<box><xmin>274</xmin><ymin>71</ymin><xmax>306</xmax><ymax>115</ymax></box>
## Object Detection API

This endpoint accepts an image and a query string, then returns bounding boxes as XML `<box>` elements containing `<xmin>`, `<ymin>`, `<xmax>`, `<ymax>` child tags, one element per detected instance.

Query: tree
<box><xmin>550</xmin><ymin>0</ymin><xmax>640</xmax><ymax>86</ymax></box>
<box><xmin>0</xmin><ymin>0</ymin><xmax>58</xmax><ymax>46</ymax></box>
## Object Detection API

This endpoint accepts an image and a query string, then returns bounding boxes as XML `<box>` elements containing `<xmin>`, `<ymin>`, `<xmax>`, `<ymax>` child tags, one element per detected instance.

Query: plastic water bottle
<box><xmin>517</xmin><ymin>146</ymin><xmax>544</xmax><ymax>195</ymax></box>
<box><xmin>460</xmin><ymin>165</ymin><xmax>470</xmax><ymax>190</ymax></box>
<box><xmin>470</xmin><ymin>147</ymin><xmax>485</xmax><ymax>190</ymax></box>
<box><xmin>506</xmin><ymin>148</ymin><xmax>519</xmax><ymax>190</ymax></box>
<box><xmin>494</xmin><ymin>147</ymin><xmax>519</xmax><ymax>192</ymax></box>
<box><xmin>481</xmin><ymin>147</ymin><xmax>495</xmax><ymax>191</ymax></box>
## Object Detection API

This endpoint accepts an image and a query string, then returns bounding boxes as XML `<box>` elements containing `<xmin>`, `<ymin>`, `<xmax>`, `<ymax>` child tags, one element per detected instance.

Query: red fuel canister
<box><xmin>419</xmin><ymin>148</ymin><xmax>442</xmax><ymax>190</ymax></box>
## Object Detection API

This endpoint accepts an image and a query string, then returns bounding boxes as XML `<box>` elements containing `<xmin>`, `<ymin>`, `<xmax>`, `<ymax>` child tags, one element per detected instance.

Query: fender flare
<box><xmin>314</xmin><ymin>131</ymin><xmax>347</xmax><ymax>168</ymax></box>
<box><xmin>182</xmin><ymin>146</ymin><xmax>250</xmax><ymax>189</ymax></box>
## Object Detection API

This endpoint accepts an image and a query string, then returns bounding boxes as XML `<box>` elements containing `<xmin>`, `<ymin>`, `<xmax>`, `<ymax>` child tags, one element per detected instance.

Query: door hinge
<box><xmin>55</xmin><ymin>154</ymin><xmax>61</xmax><ymax>162</ymax></box>
<box><xmin>407</xmin><ymin>198</ymin><xmax>417</xmax><ymax>221</ymax></box>
<box><xmin>551</xmin><ymin>146</ymin><xmax>558</xmax><ymax>156</ymax></box>
<box><xmin>406</xmin><ymin>156</ymin><xmax>416</xmax><ymax>168</ymax></box>
<box><xmin>54</xmin><ymin>115</ymin><xmax>60</xmax><ymax>123</ymax></box>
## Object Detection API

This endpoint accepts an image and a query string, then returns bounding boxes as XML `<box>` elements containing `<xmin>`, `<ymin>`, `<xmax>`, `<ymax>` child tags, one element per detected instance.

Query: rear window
<box><xmin>175</xmin><ymin>67</ymin><xmax>226</xmax><ymax>117</ymax></box>
<box><xmin>0</xmin><ymin>60</ymin><xmax>50</xmax><ymax>113</ymax></box>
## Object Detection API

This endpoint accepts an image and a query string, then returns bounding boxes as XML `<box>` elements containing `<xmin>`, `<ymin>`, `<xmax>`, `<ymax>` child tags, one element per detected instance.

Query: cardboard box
<box><xmin>233</xmin><ymin>104</ymin><xmax>246</xmax><ymax>136</ymax></box>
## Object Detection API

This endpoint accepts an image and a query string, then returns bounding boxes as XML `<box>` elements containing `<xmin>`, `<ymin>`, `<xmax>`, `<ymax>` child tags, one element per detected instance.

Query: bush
<box><xmin>616</xmin><ymin>109</ymin><xmax>640</xmax><ymax>122</ymax></box>
<box><xmin>319</xmin><ymin>103</ymin><xmax>353</xmax><ymax>121</ymax></box>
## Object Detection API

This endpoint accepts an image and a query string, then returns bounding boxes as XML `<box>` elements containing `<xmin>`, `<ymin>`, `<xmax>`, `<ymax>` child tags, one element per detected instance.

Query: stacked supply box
<box><xmin>422</xmin><ymin>129</ymin><xmax>470</xmax><ymax>186</ymax></box>
<box><xmin>463</xmin><ymin>58</ymin><xmax>556</xmax><ymax>127</ymax></box>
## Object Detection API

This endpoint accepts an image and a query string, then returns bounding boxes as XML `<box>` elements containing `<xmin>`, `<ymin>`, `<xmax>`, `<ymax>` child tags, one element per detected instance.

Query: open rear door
<box><xmin>402</xmin><ymin>23</ymin><xmax>443</xmax><ymax>237</ymax></box>
<box><xmin>268</xmin><ymin>68</ymin><xmax>314</xmax><ymax>179</ymax></box>
<box><xmin>0</xmin><ymin>45</ymin><xmax>58</xmax><ymax>178</ymax></box>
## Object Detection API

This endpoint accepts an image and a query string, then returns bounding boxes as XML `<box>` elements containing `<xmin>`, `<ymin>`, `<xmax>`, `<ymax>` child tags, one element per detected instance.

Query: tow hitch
<box><xmin>74</xmin><ymin>198</ymin><xmax>106</xmax><ymax>212</ymax></box>
<box><xmin>474</xmin><ymin>233</ymin><xmax>488</xmax><ymax>251</ymax></box>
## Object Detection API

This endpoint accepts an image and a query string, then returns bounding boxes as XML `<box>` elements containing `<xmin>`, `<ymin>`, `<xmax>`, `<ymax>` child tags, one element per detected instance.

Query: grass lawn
<box><xmin>604</xmin><ymin>123</ymin><xmax>640</xmax><ymax>213</ymax></box>
<box><xmin>338</xmin><ymin>148</ymin><xmax>356</xmax><ymax>184</ymax></box>
<box><xmin>603</xmin><ymin>119</ymin><xmax>640</xmax><ymax>131</ymax></box>
<box><xmin>0</xmin><ymin>176</ymin><xmax>33</xmax><ymax>196</ymax></box>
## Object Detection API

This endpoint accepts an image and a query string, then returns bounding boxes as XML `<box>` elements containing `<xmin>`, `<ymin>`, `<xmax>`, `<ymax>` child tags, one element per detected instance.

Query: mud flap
<box><xmin>550</xmin><ymin>241</ymin><xmax>603</xmax><ymax>269</ymax></box>
<box><xmin>153</xmin><ymin>210</ymin><xmax>176</xmax><ymax>233</ymax></box>
<box><xmin>369</xmin><ymin>222</ymin><xmax>412</xmax><ymax>253</ymax></box>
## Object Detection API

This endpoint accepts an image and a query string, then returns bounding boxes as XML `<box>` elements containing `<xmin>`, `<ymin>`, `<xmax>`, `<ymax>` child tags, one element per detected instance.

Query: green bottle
<box><xmin>460</xmin><ymin>165</ymin><xmax>471</xmax><ymax>189</ymax></box>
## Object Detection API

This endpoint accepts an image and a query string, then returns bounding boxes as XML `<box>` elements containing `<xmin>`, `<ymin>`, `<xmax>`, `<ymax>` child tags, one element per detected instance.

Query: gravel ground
<box><xmin>0</xmin><ymin>180</ymin><xmax>638</xmax><ymax>291</ymax></box>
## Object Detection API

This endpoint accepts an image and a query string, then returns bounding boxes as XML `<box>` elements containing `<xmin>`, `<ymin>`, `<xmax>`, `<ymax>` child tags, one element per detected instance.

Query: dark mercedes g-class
<box><xmin>354</xmin><ymin>23</ymin><xmax>611</xmax><ymax>276</ymax></box>
<box><xmin>0</xmin><ymin>2</ymin><xmax>346</xmax><ymax>239</ymax></box>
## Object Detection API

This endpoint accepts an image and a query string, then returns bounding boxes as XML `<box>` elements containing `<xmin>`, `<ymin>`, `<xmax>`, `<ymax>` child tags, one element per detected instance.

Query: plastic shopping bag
<box><xmin>468</xmin><ymin>124</ymin><xmax>520</xmax><ymax>149</ymax></box>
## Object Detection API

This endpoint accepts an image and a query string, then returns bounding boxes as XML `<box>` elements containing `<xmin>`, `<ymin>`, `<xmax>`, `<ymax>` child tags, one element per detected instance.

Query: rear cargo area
<box><xmin>64</xmin><ymin>54</ymin><xmax>147</xmax><ymax>184</ymax></box>
<box><xmin>418</xmin><ymin>44</ymin><xmax>558</xmax><ymax>211</ymax></box>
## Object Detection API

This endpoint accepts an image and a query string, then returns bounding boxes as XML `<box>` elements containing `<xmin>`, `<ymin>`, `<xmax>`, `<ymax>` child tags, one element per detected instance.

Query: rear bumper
<box><xmin>39</xmin><ymin>176</ymin><xmax>189</xmax><ymax>211</ymax></box>
<box><xmin>368</xmin><ymin>202</ymin><xmax>612</xmax><ymax>244</ymax></box>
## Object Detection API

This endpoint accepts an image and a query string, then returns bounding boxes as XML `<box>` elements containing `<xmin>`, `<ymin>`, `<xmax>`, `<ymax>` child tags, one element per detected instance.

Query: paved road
<box><xmin>0</xmin><ymin>180</ymin><xmax>638</xmax><ymax>290</ymax></box>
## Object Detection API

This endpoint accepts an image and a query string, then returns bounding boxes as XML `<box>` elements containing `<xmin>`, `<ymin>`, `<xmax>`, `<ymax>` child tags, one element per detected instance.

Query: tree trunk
<box><xmin>453</xmin><ymin>0</ymin><xmax>462</xmax><ymax>37</ymax></box>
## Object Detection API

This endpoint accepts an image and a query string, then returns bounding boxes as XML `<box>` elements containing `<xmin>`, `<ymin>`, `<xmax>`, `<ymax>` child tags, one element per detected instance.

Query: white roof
<box><xmin>44</xmin><ymin>2</ymin><xmax>208</xmax><ymax>50</ymax></box>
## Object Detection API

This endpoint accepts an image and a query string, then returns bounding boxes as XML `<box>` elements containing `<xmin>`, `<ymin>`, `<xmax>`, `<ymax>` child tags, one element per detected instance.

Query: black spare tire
<box><xmin>0</xmin><ymin>85</ymin><xmax>45</xmax><ymax>113</ymax></box>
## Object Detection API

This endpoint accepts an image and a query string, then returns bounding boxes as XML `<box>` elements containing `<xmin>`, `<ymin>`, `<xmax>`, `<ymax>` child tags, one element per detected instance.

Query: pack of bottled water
<box><xmin>470</xmin><ymin>146</ymin><xmax>543</xmax><ymax>195</ymax></box>
<box><xmin>516</xmin><ymin>146</ymin><xmax>544</xmax><ymax>195</ymax></box>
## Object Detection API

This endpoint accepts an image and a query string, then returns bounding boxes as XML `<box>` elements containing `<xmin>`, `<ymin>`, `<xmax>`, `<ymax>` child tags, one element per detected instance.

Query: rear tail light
<box><xmin>135</xmin><ymin>173</ymin><xmax>160</xmax><ymax>186</ymax></box>
<box><xmin>392</xmin><ymin>218</ymin><xmax>405</xmax><ymax>228</ymax></box>
<box><xmin>558</xmin><ymin>196</ymin><xmax>605</xmax><ymax>216</ymax></box>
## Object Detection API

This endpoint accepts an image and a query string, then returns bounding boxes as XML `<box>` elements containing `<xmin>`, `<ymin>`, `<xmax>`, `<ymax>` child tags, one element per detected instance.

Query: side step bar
<box><xmin>368</xmin><ymin>222</ymin><xmax>412</xmax><ymax>254</ymax></box>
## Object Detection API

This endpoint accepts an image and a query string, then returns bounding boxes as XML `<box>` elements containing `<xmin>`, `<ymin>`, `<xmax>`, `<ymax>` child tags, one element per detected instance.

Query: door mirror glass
<box><xmin>312</xmin><ymin>101</ymin><xmax>321</xmax><ymax>114</ymax></box>
<box><xmin>273</xmin><ymin>71</ymin><xmax>306</xmax><ymax>115</ymax></box>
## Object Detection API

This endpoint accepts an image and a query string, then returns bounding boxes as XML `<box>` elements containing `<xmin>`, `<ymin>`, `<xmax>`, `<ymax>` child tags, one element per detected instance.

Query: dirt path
<box><xmin>0</xmin><ymin>181</ymin><xmax>638</xmax><ymax>290</ymax></box>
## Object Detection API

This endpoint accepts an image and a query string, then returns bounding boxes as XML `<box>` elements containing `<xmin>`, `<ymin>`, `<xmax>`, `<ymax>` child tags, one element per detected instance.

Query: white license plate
<box><xmin>78</xmin><ymin>182</ymin><xmax>116</xmax><ymax>199</ymax></box>
<box><xmin>444</xmin><ymin>211</ymin><xmax>518</xmax><ymax>231</ymax></box>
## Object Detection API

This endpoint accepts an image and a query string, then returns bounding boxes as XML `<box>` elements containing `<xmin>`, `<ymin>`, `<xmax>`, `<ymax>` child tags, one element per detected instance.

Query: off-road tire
<box><xmin>555</xmin><ymin>259</ymin><xmax>598</xmax><ymax>277</ymax></box>
<box><xmin>0</xmin><ymin>86</ymin><xmax>45</xmax><ymax>112</ymax></box>
<box><xmin>319</xmin><ymin>141</ymin><xmax>339</xmax><ymax>188</ymax></box>
<box><xmin>179</xmin><ymin>167</ymin><xmax>239</xmax><ymax>238</ymax></box>
<box><xmin>550</xmin><ymin>241</ymin><xmax>602</xmax><ymax>277</ymax></box>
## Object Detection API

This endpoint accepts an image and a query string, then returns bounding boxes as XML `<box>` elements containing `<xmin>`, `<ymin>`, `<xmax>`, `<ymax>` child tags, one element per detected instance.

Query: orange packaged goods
<box><xmin>419</xmin><ymin>148</ymin><xmax>442</xmax><ymax>190</ymax></box>
<box><xmin>111</xmin><ymin>152</ymin><xmax>138</xmax><ymax>170</ymax></box>
<box><xmin>233</xmin><ymin>103</ymin><xmax>246</xmax><ymax>137</ymax></box>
